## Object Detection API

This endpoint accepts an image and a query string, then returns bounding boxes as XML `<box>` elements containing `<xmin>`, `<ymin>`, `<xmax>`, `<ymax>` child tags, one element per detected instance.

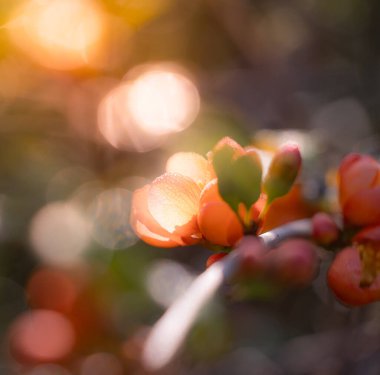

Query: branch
<box><xmin>141</xmin><ymin>219</ymin><xmax>313</xmax><ymax>372</ymax></box>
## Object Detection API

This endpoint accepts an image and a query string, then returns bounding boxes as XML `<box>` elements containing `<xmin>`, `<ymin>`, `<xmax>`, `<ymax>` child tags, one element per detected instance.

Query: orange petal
<box><xmin>199</xmin><ymin>179</ymin><xmax>222</xmax><ymax>208</ymax></box>
<box><xmin>343</xmin><ymin>187</ymin><xmax>380</xmax><ymax>226</ymax></box>
<box><xmin>198</xmin><ymin>201</ymin><xmax>243</xmax><ymax>247</ymax></box>
<box><xmin>134</xmin><ymin>220</ymin><xmax>180</xmax><ymax>247</ymax></box>
<box><xmin>166</xmin><ymin>152</ymin><xmax>212</xmax><ymax>187</ymax></box>
<box><xmin>148</xmin><ymin>173</ymin><xmax>201</xmax><ymax>239</ymax></box>
<box><xmin>131</xmin><ymin>185</ymin><xmax>180</xmax><ymax>246</ymax></box>
<box><xmin>259</xmin><ymin>185</ymin><xmax>315</xmax><ymax>234</ymax></box>
<box><xmin>339</xmin><ymin>155</ymin><xmax>379</xmax><ymax>206</ymax></box>
<box><xmin>206</xmin><ymin>252</ymin><xmax>228</xmax><ymax>268</ymax></box>
<box><xmin>238</xmin><ymin>194</ymin><xmax>267</xmax><ymax>224</ymax></box>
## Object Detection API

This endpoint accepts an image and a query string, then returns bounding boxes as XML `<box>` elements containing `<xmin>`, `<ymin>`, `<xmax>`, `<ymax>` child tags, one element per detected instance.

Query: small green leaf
<box><xmin>212</xmin><ymin>146</ymin><xmax>262</xmax><ymax>215</ymax></box>
<box><xmin>231</xmin><ymin>152</ymin><xmax>262</xmax><ymax>210</ymax></box>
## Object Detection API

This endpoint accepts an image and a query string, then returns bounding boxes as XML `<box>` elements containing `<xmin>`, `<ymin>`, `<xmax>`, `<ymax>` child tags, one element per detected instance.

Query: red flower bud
<box><xmin>264</xmin><ymin>239</ymin><xmax>318</xmax><ymax>286</ymax></box>
<box><xmin>235</xmin><ymin>236</ymin><xmax>267</xmax><ymax>277</ymax></box>
<box><xmin>312</xmin><ymin>213</ymin><xmax>340</xmax><ymax>245</ymax></box>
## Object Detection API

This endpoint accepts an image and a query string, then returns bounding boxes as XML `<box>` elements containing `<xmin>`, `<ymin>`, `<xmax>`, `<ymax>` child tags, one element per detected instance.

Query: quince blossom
<box><xmin>130</xmin><ymin>137</ymin><xmax>304</xmax><ymax>248</ymax></box>
<box><xmin>328</xmin><ymin>153</ymin><xmax>380</xmax><ymax>305</ymax></box>
<box><xmin>339</xmin><ymin>153</ymin><xmax>380</xmax><ymax>226</ymax></box>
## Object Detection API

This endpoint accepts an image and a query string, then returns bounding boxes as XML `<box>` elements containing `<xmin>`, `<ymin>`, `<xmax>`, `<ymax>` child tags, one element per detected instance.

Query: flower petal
<box><xmin>339</xmin><ymin>155</ymin><xmax>379</xmax><ymax>205</ymax></box>
<box><xmin>131</xmin><ymin>185</ymin><xmax>179</xmax><ymax>246</ymax></box>
<box><xmin>166</xmin><ymin>152</ymin><xmax>212</xmax><ymax>187</ymax></box>
<box><xmin>199</xmin><ymin>179</ymin><xmax>221</xmax><ymax>208</ymax></box>
<box><xmin>134</xmin><ymin>221</ymin><xmax>180</xmax><ymax>247</ymax></box>
<box><xmin>148</xmin><ymin>173</ymin><xmax>201</xmax><ymax>237</ymax></box>
<box><xmin>328</xmin><ymin>247</ymin><xmax>380</xmax><ymax>306</ymax></box>
<box><xmin>343</xmin><ymin>186</ymin><xmax>380</xmax><ymax>226</ymax></box>
<box><xmin>198</xmin><ymin>201</ymin><xmax>243</xmax><ymax>247</ymax></box>
<box><xmin>354</xmin><ymin>224</ymin><xmax>380</xmax><ymax>244</ymax></box>
<box><xmin>259</xmin><ymin>185</ymin><xmax>314</xmax><ymax>234</ymax></box>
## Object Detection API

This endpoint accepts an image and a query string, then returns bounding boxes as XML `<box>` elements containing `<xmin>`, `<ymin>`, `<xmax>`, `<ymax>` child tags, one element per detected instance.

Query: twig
<box><xmin>141</xmin><ymin>219</ymin><xmax>313</xmax><ymax>372</ymax></box>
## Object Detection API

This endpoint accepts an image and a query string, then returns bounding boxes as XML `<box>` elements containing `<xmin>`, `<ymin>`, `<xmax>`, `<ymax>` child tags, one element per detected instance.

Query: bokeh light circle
<box><xmin>146</xmin><ymin>260</ymin><xmax>195</xmax><ymax>308</ymax></box>
<box><xmin>29</xmin><ymin>202</ymin><xmax>90</xmax><ymax>267</ymax></box>
<box><xmin>80</xmin><ymin>352</ymin><xmax>123</xmax><ymax>375</ymax></box>
<box><xmin>9</xmin><ymin>0</ymin><xmax>105</xmax><ymax>70</ymax></box>
<box><xmin>126</xmin><ymin>65</ymin><xmax>200</xmax><ymax>136</ymax></box>
<box><xmin>98</xmin><ymin>63</ymin><xmax>200</xmax><ymax>152</ymax></box>
<box><xmin>88</xmin><ymin>188</ymin><xmax>138</xmax><ymax>250</ymax></box>
<box><xmin>9</xmin><ymin>310</ymin><xmax>75</xmax><ymax>363</ymax></box>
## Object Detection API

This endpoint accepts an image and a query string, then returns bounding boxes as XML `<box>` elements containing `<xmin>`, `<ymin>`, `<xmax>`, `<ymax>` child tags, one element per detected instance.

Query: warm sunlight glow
<box><xmin>9</xmin><ymin>0</ymin><xmax>105</xmax><ymax>70</ymax></box>
<box><xmin>98</xmin><ymin>82</ymin><xmax>166</xmax><ymax>152</ymax></box>
<box><xmin>97</xmin><ymin>64</ymin><xmax>200</xmax><ymax>152</ymax></box>
<box><xmin>127</xmin><ymin>66</ymin><xmax>200</xmax><ymax>135</ymax></box>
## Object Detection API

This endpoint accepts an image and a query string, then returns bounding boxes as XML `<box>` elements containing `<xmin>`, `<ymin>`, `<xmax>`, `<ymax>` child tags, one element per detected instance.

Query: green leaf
<box><xmin>231</xmin><ymin>153</ymin><xmax>262</xmax><ymax>209</ymax></box>
<box><xmin>212</xmin><ymin>146</ymin><xmax>262</xmax><ymax>215</ymax></box>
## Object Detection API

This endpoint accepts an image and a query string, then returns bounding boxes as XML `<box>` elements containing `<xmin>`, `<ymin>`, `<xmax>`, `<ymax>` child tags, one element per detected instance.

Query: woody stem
<box><xmin>141</xmin><ymin>218</ymin><xmax>313</xmax><ymax>372</ymax></box>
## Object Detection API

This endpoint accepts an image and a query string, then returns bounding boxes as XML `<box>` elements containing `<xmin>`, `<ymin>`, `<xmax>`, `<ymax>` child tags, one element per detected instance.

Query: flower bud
<box><xmin>263</xmin><ymin>143</ymin><xmax>301</xmax><ymax>204</ymax></box>
<box><xmin>312</xmin><ymin>213</ymin><xmax>340</xmax><ymax>245</ymax></box>
<box><xmin>265</xmin><ymin>239</ymin><xmax>318</xmax><ymax>286</ymax></box>
<box><xmin>235</xmin><ymin>236</ymin><xmax>267</xmax><ymax>278</ymax></box>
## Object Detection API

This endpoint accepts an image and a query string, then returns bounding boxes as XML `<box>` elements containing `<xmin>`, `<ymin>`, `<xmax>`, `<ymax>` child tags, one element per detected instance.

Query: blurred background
<box><xmin>0</xmin><ymin>0</ymin><xmax>380</xmax><ymax>374</ymax></box>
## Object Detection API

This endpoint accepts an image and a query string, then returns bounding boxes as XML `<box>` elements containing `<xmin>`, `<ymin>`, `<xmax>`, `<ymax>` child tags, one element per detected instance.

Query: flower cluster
<box><xmin>130</xmin><ymin>137</ymin><xmax>304</xmax><ymax>249</ymax></box>
<box><xmin>130</xmin><ymin>136</ymin><xmax>380</xmax><ymax>307</ymax></box>
<box><xmin>328</xmin><ymin>153</ymin><xmax>380</xmax><ymax>306</ymax></box>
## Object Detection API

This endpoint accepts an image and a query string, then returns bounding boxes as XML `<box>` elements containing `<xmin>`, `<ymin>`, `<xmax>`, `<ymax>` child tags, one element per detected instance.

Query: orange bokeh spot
<box><xmin>9</xmin><ymin>0</ymin><xmax>105</xmax><ymax>70</ymax></box>
<box><xmin>27</xmin><ymin>268</ymin><xmax>79</xmax><ymax>313</ymax></box>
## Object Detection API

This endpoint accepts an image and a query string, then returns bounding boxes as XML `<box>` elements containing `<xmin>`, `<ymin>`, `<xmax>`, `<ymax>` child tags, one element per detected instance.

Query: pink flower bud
<box><xmin>312</xmin><ymin>213</ymin><xmax>340</xmax><ymax>245</ymax></box>
<box><xmin>265</xmin><ymin>239</ymin><xmax>318</xmax><ymax>286</ymax></box>
<box><xmin>235</xmin><ymin>236</ymin><xmax>267</xmax><ymax>277</ymax></box>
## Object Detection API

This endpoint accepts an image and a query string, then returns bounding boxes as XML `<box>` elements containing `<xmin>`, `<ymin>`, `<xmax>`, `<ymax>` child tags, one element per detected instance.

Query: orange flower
<box><xmin>130</xmin><ymin>144</ymin><xmax>246</xmax><ymax>248</ymax></box>
<box><xmin>353</xmin><ymin>225</ymin><xmax>380</xmax><ymax>287</ymax></box>
<box><xmin>131</xmin><ymin>137</ymin><xmax>303</xmax><ymax>248</ymax></box>
<box><xmin>328</xmin><ymin>247</ymin><xmax>380</xmax><ymax>306</ymax></box>
<box><xmin>339</xmin><ymin>153</ymin><xmax>380</xmax><ymax>226</ymax></box>
<box><xmin>130</xmin><ymin>153</ymin><xmax>209</xmax><ymax>248</ymax></box>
